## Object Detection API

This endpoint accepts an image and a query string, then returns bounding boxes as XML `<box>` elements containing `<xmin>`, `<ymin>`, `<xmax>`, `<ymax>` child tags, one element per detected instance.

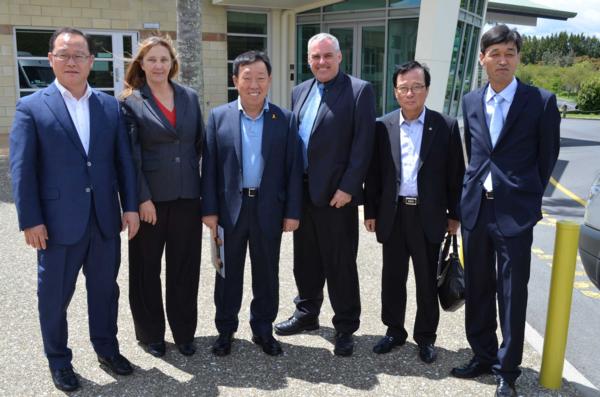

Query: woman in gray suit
<box><xmin>120</xmin><ymin>36</ymin><xmax>204</xmax><ymax>357</ymax></box>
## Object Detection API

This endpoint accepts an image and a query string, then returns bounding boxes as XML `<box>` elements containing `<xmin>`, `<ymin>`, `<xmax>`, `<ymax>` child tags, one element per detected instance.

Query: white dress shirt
<box><xmin>54</xmin><ymin>79</ymin><xmax>93</xmax><ymax>154</ymax></box>
<box><xmin>397</xmin><ymin>108</ymin><xmax>426</xmax><ymax>197</ymax></box>
<box><xmin>482</xmin><ymin>77</ymin><xmax>518</xmax><ymax>191</ymax></box>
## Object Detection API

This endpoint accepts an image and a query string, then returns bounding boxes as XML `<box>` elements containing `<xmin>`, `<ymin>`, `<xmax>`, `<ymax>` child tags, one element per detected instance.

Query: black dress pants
<box><xmin>128</xmin><ymin>198</ymin><xmax>202</xmax><ymax>345</ymax></box>
<box><xmin>462</xmin><ymin>196</ymin><xmax>533</xmax><ymax>383</ymax></box>
<box><xmin>292</xmin><ymin>185</ymin><xmax>361</xmax><ymax>334</ymax></box>
<box><xmin>381</xmin><ymin>202</ymin><xmax>440</xmax><ymax>345</ymax></box>
<box><xmin>214</xmin><ymin>194</ymin><xmax>281</xmax><ymax>337</ymax></box>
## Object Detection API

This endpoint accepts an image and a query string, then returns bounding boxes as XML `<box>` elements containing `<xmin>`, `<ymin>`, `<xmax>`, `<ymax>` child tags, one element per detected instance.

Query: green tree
<box><xmin>577</xmin><ymin>78</ymin><xmax>600</xmax><ymax>111</ymax></box>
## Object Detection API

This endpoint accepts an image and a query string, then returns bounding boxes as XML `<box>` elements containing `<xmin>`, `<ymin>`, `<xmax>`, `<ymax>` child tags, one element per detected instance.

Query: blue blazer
<box><xmin>291</xmin><ymin>73</ymin><xmax>376</xmax><ymax>207</ymax></box>
<box><xmin>460</xmin><ymin>80</ymin><xmax>560</xmax><ymax>237</ymax></box>
<box><xmin>10</xmin><ymin>83</ymin><xmax>138</xmax><ymax>245</ymax></box>
<box><xmin>201</xmin><ymin>100</ymin><xmax>303</xmax><ymax>237</ymax></box>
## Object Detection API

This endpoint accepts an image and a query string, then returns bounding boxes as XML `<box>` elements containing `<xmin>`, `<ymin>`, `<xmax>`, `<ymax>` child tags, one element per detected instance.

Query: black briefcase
<box><xmin>437</xmin><ymin>233</ymin><xmax>465</xmax><ymax>312</ymax></box>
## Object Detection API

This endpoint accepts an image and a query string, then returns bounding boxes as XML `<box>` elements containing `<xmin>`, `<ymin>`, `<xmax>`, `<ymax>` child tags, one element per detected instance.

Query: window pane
<box><xmin>16</xmin><ymin>29</ymin><xmax>53</xmax><ymax>57</ymax></box>
<box><xmin>296</xmin><ymin>24</ymin><xmax>320</xmax><ymax>83</ymax></box>
<box><xmin>18</xmin><ymin>59</ymin><xmax>54</xmax><ymax>89</ymax></box>
<box><xmin>361</xmin><ymin>25</ymin><xmax>385</xmax><ymax>115</ymax></box>
<box><xmin>227</xmin><ymin>36</ymin><xmax>267</xmax><ymax>61</ymax></box>
<box><xmin>444</xmin><ymin>21</ymin><xmax>464</xmax><ymax>114</ymax></box>
<box><xmin>329</xmin><ymin>27</ymin><xmax>353</xmax><ymax>76</ymax></box>
<box><xmin>386</xmin><ymin>18</ymin><xmax>418</xmax><ymax>113</ymax></box>
<box><xmin>123</xmin><ymin>35</ymin><xmax>133</xmax><ymax>59</ymax></box>
<box><xmin>227</xmin><ymin>62</ymin><xmax>234</xmax><ymax>88</ymax></box>
<box><xmin>88</xmin><ymin>60</ymin><xmax>113</xmax><ymax>88</ymax></box>
<box><xmin>389</xmin><ymin>0</ymin><xmax>421</xmax><ymax>8</ymax></box>
<box><xmin>227</xmin><ymin>11</ymin><xmax>267</xmax><ymax>35</ymax></box>
<box><xmin>324</xmin><ymin>0</ymin><xmax>386</xmax><ymax>12</ymax></box>
<box><xmin>90</xmin><ymin>35</ymin><xmax>113</xmax><ymax>58</ymax></box>
<box><xmin>228</xmin><ymin>89</ymin><xmax>238</xmax><ymax>103</ymax></box>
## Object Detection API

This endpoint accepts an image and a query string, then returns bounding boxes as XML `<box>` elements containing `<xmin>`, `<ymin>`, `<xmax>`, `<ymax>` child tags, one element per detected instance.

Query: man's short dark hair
<box><xmin>392</xmin><ymin>60</ymin><xmax>431</xmax><ymax>88</ymax></box>
<box><xmin>232</xmin><ymin>51</ymin><xmax>272</xmax><ymax>77</ymax></box>
<box><xmin>49</xmin><ymin>27</ymin><xmax>93</xmax><ymax>54</ymax></box>
<box><xmin>480</xmin><ymin>24</ymin><xmax>522</xmax><ymax>54</ymax></box>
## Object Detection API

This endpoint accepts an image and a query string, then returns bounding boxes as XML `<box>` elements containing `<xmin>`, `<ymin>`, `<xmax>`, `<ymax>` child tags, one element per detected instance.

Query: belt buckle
<box><xmin>485</xmin><ymin>191</ymin><xmax>494</xmax><ymax>200</ymax></box>
<box><xmin>404</xmin><ymin>197</ymin><xmax>418</xmax><ymax>206</ymax></box>
<box><xmin>247</xmin><ymin>188</ymin><xmax>257</xmax><ymax>198</ymax></box>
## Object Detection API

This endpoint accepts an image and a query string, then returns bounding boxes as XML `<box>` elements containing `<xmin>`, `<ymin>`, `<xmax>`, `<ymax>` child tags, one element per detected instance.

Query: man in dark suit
<box><xmin>451</xmin><ymin>25</ymin><xmax>560</xmax><ymax>397</ymax></box>
<box><xmin>274</xmin><ymin>33</ymin><xmax>375</xmax><ymax>356</ymax></box>
<box><xmin>9</xmin><ymin>28</ymin><xmax>139</xmax><ymax>392</ymax></box>
<box><xmin>364</xmin><ymin>61</ymin><xmax>464</xmax><ymax>364</ymax></box>
<box><xmin>201</xmin><ymin>51</ymin><xmax>303</xmax><ymax>357</ymax></box>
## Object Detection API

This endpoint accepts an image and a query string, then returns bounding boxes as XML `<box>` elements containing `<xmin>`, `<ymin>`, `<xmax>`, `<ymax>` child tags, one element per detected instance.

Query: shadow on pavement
<box><xmin>0</xmin><ymin>156</ymin><xmax>13</xmax><ymax>203</ymax></box>
<box><xmin>542</xmin><ymin>197</ymin><xmax>585</xmax><ymax>218</ymax></box>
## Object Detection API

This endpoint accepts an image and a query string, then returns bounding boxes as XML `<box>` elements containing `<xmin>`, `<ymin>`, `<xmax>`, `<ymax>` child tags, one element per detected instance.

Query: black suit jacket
<box><xmin>292</xmin><ymin>72</ymin><xmax>376</xmax><ymax>206</ymax></box>
<box><xmin>460</xmin><ymin>80</ymin><xmax>560</xmax><ymax>236</ymax></box>
<box><xmin>364</xmin><ymin>108</ymin><xmax>465</xmax><ymax>244</ymax></box>
<box><xmin>120</xmin><ymin>81</ymin><xmax>204</xmax><ymax>203</ymax></box>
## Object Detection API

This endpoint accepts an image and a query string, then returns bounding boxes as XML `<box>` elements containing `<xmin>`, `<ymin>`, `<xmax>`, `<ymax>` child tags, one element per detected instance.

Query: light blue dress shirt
<box><xmin>482</xmin><ymin>77</ymin><xmax>517</xmax><ymax>191</ymax></box>
<box><xmin>238</xmin><ymin>97</ymin><xmax>268</xmax><ymax>188</ymax></box>
<box><xmin>397</xmin><ymin>108</ymin><xmax>426</xmax><ymax>197</ymax></box>
<box><xmin>298</xmin><ymin>82</ymin><xmax>324</xmax><ymax>170</ymax></box>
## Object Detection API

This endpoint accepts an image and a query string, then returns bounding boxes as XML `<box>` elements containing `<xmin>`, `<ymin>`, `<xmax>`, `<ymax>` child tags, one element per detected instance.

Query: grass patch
<box><xmin>565</xmin><ymin>113</ymin><xmax>600</xmax><ymax>119</ymax></box>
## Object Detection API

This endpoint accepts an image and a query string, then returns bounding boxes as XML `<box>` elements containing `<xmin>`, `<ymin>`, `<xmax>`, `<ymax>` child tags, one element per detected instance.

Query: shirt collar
<box><xmin>237</xmin><ymin>96</ymin><xmax>269</xmax><ymax>120</ymax></box>
<box><xmin>399</xmin><ymin>107</ymin><xmax>426</xmax><ymax>126</ymax></box>
<box><xmin>54</xmin><ymin>79</ymin><xmax>92</xmax><ymax>101</ymax></box>
<box><xmin>485</xmin><ymin>77</ymin><xmax>517</xmax><ymax>104</ymax></box>
<box><xmin>316</xmin><ymin>71</ymin><xmax>341</xmax><ymax>90</ymax></box>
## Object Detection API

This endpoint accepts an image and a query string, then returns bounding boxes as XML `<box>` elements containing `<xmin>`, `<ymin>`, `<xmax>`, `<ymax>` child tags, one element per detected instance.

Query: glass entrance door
<box><xmin>326</xmin><ymin>23</ymin><xmax>385</xmax><ymax>115</ymax></box>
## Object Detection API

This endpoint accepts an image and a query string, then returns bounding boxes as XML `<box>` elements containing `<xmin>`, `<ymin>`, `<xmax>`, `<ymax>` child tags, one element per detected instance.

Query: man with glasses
<box><xmin>9</xmin><ymin>27</ymin><xmax>139</xmax><ymax>392</ymax></box>
<box><xmin>364</xmin><ymin>61</ymin><xmax>464</xmax><ymax>363</ymax></box>
<box><xmin>274</xmin><ymin>33</ymin><xmax>375</xmax><ymax>356</ymax></box>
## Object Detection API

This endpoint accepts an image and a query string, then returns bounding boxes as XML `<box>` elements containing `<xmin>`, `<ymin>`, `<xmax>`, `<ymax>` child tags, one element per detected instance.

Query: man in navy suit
<box><xmin>201</xmin><ymin>51</ymin><xmax>303</xmax><ymax>357</ymax></box>
<box><xmin>274</xmin><ymin>33</ymin><xmax>375</xmax><ymax>356</ymax></box>
<box><xmin>451</xmin><ymin>25</ymin><xmax>560</xmax><ymax>397</ymax></box>
<box><xmin>364</xmin><ymin>61</ymin><xmax>464</xmax><ymax>364</ymax></box>
<box><xmin>9</xmin><ymin>28</ymin><xmax>139</xmax><ymax>392</ymax></box>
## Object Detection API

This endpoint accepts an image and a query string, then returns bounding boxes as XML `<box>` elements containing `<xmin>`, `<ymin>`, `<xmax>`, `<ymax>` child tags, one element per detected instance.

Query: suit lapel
<box><xmin>43</xmin><ymin>84</ymin><xmax>86</xmax><ymax>157</ymax></box>
<box><xmin>227</xmin><ymin>102</ymin><xmax>242</xmax><ymax>166</ymax></box>
<box><xmin>294</xmin><ymin>79</ymin><xmax>314</xmax><ymax>119</ymax></box>
<box><xmin>418</xmin><ymin>108</ymin><xmax>436</xmax><ymax>170</ymax></box>
<box><xmin>88</xmin><ymin>91</ymin><xmax>102</xmax><ymax>157</ymax></box>
<box><xmin>172</xmin><ymin>82</ymin><xmax>188</xmax><ymax>136</ymax></box>
<box><xmin>473</xmin><ymin>86</ymin><xmax>493</xmax><ymax>150</ymax></box>
<box><xmin>496</xmin><ymin>81</ymin><xmax>527</xmax><ymax>147</ymax></box>
<box><xmin>386</xmin><ymin>110</ymin><xmax>401</xmax><ymax>177</ymax></box>
<box><xmin>261</xmin><ymin>106</ymin><xmax>274</xmax><ymax>166</ymax></box>
<box><xmin>311</xmin><ymin>74</ymin><xmax>345</xmax><ymax>135</ymax></box>
<box><xmin>141</xmin><ymin>84</ymin><xmax>177</xmax><ymax>136</ymax></box>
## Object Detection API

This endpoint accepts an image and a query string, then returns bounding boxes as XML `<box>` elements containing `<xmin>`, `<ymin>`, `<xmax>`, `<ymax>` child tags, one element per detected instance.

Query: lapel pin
<box><xmin>272</xmin><ymin>113</ymin><xmax>277</xmax><ymax>120</ymax></box>
<box><xmin>428</xmin><ymin>127</ymin><xmax>432</xmax><ymax>131</ymax></box>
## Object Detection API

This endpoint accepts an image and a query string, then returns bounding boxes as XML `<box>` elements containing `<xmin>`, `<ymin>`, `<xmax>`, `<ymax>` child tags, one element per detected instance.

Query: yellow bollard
<box><xmin>539</xmin><ymin>221</ymin><xmax>580</xmax><ymax>390</ymax></box>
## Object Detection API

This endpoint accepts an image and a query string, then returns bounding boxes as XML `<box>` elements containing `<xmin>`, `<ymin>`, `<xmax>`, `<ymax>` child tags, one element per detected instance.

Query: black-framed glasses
<box><xmin>396</xmin><ymin>84</ymin><xmax>426</xmax><ymax>95</ymax></box>
<box><xmin>52</xmin><ymin>53</ymin><xmax>91</xmax><ymax>63</ymax></box>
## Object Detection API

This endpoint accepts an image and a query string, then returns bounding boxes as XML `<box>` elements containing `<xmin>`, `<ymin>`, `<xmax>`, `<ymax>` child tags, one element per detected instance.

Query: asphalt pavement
<box><xmin>0</xmin><ymin>136</ymin><xmax>586</xmax><ymax>396</ymax></box>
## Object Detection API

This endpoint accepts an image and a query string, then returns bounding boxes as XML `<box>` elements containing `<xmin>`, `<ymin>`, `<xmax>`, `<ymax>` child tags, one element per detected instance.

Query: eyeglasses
<box><xmin>52</xmin><ymin>53</ymin><xmax>91</xmax><ymax>63</ymax></box>
<box><xmin>395</xmin><ymin>84</ymin><xmax>426</xmax><ymax>95</ymax></box>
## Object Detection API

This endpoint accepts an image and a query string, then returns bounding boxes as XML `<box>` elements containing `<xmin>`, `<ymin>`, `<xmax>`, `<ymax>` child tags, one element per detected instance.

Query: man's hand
<box><xmin>139</xmin><ymin>200</ymin><xmax>157</xmax><ymax>225</ymax></box>
<box><xmin>364</xmin><ymin>219</ymin><xmax>376</xmax><ymax>232</ymax></box>
<box><xmin>447</xmin><ymin>219</ymin><xmax>460</xmax><ymax>235</ymax></box>
<box><xmin>283</xmin><ymin>218</ymin><xmax>300</xmax><ymax>232</ymax></box>
<box><xmin>329</xmin><ymin>189</ymin><xmax>352</xmax><ymax>208</ymax></box>
<box><xmin>122</xmin><ymin>211</ymin><xmax>140</xmax><ymax>240</ymax></box>
<box><xmin>24</xmin><ymin>224</ymin><xmax>48</xmax><ymax>250</ymax></box>
<box><xmin>202</xmin><ymin>215</ymin><xmax>218</xmax><ymax>237</ymax></box>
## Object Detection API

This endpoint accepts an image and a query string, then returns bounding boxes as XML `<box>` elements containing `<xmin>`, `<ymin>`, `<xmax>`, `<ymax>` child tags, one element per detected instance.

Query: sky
<box><xmin>507</xmin><ymin>0</ymin><xmax>600</xmax><ymax>38</ymax></box>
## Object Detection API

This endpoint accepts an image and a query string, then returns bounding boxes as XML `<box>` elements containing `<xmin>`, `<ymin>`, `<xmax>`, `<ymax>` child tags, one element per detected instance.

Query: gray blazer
<box><xmin>121</xmin><ymin>81</ymin><xmax>204</xmax><ymax>203</ymax></box>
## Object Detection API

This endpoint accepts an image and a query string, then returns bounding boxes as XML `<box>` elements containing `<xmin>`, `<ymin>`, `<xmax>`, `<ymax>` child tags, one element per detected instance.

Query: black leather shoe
<box><xmin>50</xmin><ymin>367</ymin><xmax>80</xmax><ymax>392</ymax></box>
<box><xmin>372</xmin><ymin>335</ymin><xmax>405</xmax><ymax>354</ymax></box>
<box><xmin>274</xmin><ymin>316</ymin><xmax>319</xmax><ymax>336</ymax></box>
<box><xmin>334</xmin><ymin>332</ymin><xmax>354</xmax><ymax>357</ymax></box>
<box><xmin>496</xmin><ymin>377</ymin><xmax>517</xmax><ymax>397</ymax></box>
<box><xmin>252</xmin><ymin>334</ymin><xmax>283</xmax><ymax>356</ymax></box>
<box><xmin>451</xmin><ymin>358</ymin><xmax>493</xmax><ymax>378</ymax></box>
<box><xmin>141</xmin><ymin>341</ymin><xmax>166</xmax><ymax>357</ymax></box>
<box><xmin>177</xmin><ymin>342</ymin><xmax>196</xmax><ymax>356</ymax></box>
<box><xmin>97</xmin><ymin>353</ymin><xmax>133</xmax><ymax>375</ymax></box>
<box><xmin>418</xmin><ymin>343</ymin><xmax>437</xmax><ymax>364</ymax></box>
<box><xmin>212</xmin><ymin>332</ymin><xmax>233</xmax><ymax>356</ymax></box>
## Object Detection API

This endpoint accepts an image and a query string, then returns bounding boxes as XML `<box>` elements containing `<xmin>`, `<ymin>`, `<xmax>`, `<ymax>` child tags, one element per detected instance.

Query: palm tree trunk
<box><xmin>176</xmin><ymin>0</ymin><xmax>204</xmax><ymax>112</ymax></box>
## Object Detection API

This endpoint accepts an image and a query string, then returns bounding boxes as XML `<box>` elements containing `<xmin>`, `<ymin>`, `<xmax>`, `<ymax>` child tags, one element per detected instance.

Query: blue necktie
<box><xmin>484</xmin><ymin>94</ymin><xmax>504</xmax><ymax>191</ymax></box>
<box><xmin>298</xmin><ymin>83</ymin><xmax>323</xmax><ymax>170</ymax></box>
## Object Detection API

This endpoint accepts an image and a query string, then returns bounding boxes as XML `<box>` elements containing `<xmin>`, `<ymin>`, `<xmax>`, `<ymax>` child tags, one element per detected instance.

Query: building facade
<box><xmin>0</xmin><ymin>0</ymin><xmax>575</xmax><ymax>134</ymax></box>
